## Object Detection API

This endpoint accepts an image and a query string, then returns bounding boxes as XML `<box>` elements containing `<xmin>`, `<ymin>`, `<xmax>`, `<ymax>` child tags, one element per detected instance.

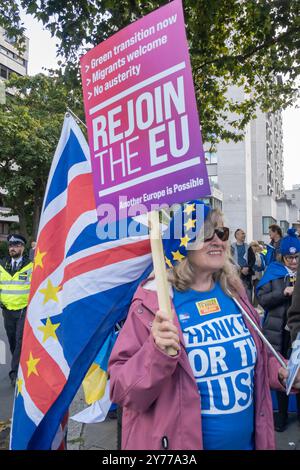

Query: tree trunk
<box><xmin>18</xmin><ymin>209</ymin><xmax>29</xmax><ymax>241</ymax></box>
<box><xmin>32</xmin><ymin>199</ymin><xmax>42</xmax><ymax>241</ymax></box>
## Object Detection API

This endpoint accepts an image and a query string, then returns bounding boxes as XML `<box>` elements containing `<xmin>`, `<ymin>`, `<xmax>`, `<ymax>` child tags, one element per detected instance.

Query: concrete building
<box><xmin>0</xmin><ymin>28</ymin><xmax>29</xmax><ymax>241</ymax></box>
<box><xmin>204</xmin><ymin>85</ymin><xmax>299</xmax><ymax>243</ymax></box>
<box><xmin>285</xmin><ymin>185</ymin><xmax>300</xmax><ymax>225</ymax></box>
<box><xmin>251</xmin><ymin>107</ymin><xmax>290</xmax><ymax>241</ymax></box>
<box><xmin>0</xmin><ymin>27</ymin><xmax>28</xmax><ymax>80</ymax></box>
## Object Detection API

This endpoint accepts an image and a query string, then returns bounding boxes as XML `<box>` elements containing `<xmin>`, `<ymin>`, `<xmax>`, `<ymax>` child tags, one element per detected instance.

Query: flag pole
<box><xmin>149</xmin><ymin>210</ymin><xmax>177</xmax><ymax>357</ymax></box>
<box><xmin>232</xmin><ymin>297</ymin><xmax>287</xmax><ymax>369</ymax></box>
<box><xmin>66</xmin><ymin>107</ymin><xmax>87</xmax><ymax>129</ymax></box>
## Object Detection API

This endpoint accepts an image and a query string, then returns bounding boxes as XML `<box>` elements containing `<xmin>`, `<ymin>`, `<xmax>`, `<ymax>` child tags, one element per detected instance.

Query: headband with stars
<box><xmin>163</xmin><ymin>200</ymin><xmax>211</xmax><ymax>268</ymax></box>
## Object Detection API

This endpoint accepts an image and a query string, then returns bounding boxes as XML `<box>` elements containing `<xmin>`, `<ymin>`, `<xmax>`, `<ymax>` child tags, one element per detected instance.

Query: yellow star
<box><xmin>172</xmin><ymin>250</ymin><xmax>185</xmax><ymax>262</ymax></box>
<box><xmin>184</xmin><ymin>217</ymin><xmax>196</xmax><ymax>231</ymax></box>
<box><xmin>26</xmin><ymin>352</ymin><xmax>40</xmax><ymax>378</ymax></box>
<box><xmin>184</xmin><ymin>203</ymin><xmax>195</xmax><ymax>216</ymax></box>
<box><xmin>34</xmin><ymin>248</ymin><xmax>47</xmax><ymax>270</ymax></box>
<box><xmin>165</xmin><ymin>256</ymin><xmax>173</xmax><ymax>268</ymax></box>
<box><xmin>16</xmin><ymin>378</ymin><xmax>23</xmax><ymax>396</ymax></box>
<box><xmin>180</xmin><ymin>234</ymin><xmax>191</xmax><ymax>248</ymax></box>
<box><xmin>39</xmin><ymin>279</ymin><xmax>61</xmax><ymax>305</ymax></box>
<box><xmin>38</xmin><ymin>317</ymin><xmax>60</xmax><ymax>342</ymax></box>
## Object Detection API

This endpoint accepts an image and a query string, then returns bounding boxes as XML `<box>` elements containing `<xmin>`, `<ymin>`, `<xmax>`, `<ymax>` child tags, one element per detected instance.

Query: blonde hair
<box><xmin>168</xmin><ymin>208</ymin><xmax>244</xmax><ymax>297</ymax></box>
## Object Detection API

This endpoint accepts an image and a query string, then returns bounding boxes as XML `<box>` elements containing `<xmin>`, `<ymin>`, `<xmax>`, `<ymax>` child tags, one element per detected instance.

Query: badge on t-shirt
<box><xmin>179</xmin><ymin>313</ymin><xmax>190</xmax><ymax>322</ymax></box>
<box><xmin>196</xmin><ymin>298</ymin><xmax>221</xmax><ymax>316</ymax></box>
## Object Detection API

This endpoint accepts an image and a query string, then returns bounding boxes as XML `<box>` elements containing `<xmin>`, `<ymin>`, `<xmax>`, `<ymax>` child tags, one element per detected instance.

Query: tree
<box><xmin>1</xmin><ymin>0</ymin><xmax>299</xmax><ymax>147</ymax></box>
<box><xmin>0</xmin><ymin>72</ymin><xmax>84</xmax><ymax>239</ymax></box>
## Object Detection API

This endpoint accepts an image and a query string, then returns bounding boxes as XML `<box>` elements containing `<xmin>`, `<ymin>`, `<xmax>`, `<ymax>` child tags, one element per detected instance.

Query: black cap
<box><xmin>7</xmin><ymin>234</ymin><xmax>27</xmax><ymax>245</ymax></box>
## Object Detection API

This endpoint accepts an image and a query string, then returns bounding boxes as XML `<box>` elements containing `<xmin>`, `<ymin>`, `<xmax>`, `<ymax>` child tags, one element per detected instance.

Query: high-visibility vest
<box><xmin>0</xmin><ymin>262</ymin><xmax>33</xmax><ymax>310</ymax></box>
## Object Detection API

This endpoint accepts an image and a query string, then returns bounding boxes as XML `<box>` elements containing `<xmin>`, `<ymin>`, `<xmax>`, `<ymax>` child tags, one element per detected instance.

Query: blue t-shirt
<box><xmin>173</xmin><ymin>282</ymin><xmax>257</xmax><ymax>450</ymax></box>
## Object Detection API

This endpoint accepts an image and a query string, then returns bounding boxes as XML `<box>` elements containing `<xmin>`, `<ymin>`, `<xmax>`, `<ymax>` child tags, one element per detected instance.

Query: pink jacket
<box><xmin>108</xmin><ymin>279</ymin><xmax>285</xmax><ymax>450</ymax></box>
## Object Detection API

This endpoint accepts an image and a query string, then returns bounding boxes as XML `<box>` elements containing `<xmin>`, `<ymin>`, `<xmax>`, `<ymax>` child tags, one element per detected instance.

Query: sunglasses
<box><xmin>204</xmin><ymin>227</ymin><xmax>230</xmax><ymax>242</ymax></box>
<box><xmin>284</xmin><ymin>255</ymin><xmax>299</xmax><ymax>262</ymax></box>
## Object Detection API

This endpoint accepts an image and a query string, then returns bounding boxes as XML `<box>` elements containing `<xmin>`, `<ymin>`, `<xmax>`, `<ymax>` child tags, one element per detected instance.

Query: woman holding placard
<box><xmin>109</xmin><ymin>202</ymin><xmax>300</xmax><ymax>450</ymax></box>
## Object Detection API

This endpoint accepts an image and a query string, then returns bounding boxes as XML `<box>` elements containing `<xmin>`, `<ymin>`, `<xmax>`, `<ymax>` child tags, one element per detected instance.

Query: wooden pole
<box><xmin>149</xmin><ymin>210</ymin><xmax>177</xmax><ymax>357</ymax></box>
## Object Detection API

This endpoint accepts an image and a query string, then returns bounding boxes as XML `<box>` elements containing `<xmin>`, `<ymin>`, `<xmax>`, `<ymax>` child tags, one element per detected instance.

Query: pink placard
<box><xmin>81</xmin><ymin>0</ymin><xmax>210</xmax><ymax>221</ymax></box>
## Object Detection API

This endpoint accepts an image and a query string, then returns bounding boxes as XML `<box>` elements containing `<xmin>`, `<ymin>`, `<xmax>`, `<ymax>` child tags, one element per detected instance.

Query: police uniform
<box><xmin>0</xmin><ymin>235</ymin><xmax>33</xmax><ymax>386</ymax></box>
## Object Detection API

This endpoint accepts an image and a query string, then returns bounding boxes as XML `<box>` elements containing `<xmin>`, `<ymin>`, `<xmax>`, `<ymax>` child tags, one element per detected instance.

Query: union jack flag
<box><xmin>10</xmin><ymin>114</ymin><xmax>152</xmax><ymax>449</ymax></box>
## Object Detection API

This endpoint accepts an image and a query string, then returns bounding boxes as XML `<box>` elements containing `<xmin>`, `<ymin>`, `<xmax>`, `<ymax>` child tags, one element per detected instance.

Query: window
<box><xmin>204</xmin><ymin>151</ymin><xmax>217</xmax><ymax>164</ymax></box>
<box><xmin>0</xmin><ymin>66</ymin><xmax>8</xmax><ymax>79</ymax></box>
<box><xmin>0</xmin><ymin>44</ymin><xmax>26</xmax><ymax>66</ymax></box>
<box><xmin>209</xmin><ymin>175</ymin><xmax>218</xmax><ymax>187</ymax></box>
<box><xmin>280</xmin><ymin>221</ymin><xmax>289</xmax><ymax>234</ymax></box>
<box><xmin>262</xmin><ymin>216</ymin><xmax>276</xmax><ymax>235</ymax></box>
<box><xmin>4</xmin><ymin>33</ymin><xmax>16</xmax><ymax>45</ymax></box>
<box><xmin>0</xmin><ymin>64</ymin><xmax>20</xmax><ymax>81</ymax></box>
<box><xmin>15</xmin><ymin>56</ymin><xmax>26</xmax><ymax>66</ymax></box>
<box><xmin>200</xmin><ymin>197</ymin><xmax>222</xmax><ymax>211</ymax></box>
<box><xmin>292</xmin><ymin>194</ymin><xmax>296</xmax><ymax>199</ymax></box>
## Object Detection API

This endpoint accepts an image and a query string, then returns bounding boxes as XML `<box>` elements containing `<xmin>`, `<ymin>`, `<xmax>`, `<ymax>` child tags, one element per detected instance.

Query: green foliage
<box><xmin>0</xmin><ymin>72</ymin><xmax>84</xmax><ymax>238</ymax></box>
<box><xmin>1</xmin><ymin>0</ymin><xmax>299</xmax><ymax>148</ymax></box>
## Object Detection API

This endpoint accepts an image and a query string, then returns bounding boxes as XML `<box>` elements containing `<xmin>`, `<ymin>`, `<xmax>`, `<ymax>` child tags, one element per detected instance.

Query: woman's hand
<box><xmin>151</xmin><ymin>310</ymin><xmax>181</xmax><ymax>354</ymax></box>
<box><xmin>278</xmin><ymin>367</ymin><xmax>300</xmax><ymax>389</ymax></box>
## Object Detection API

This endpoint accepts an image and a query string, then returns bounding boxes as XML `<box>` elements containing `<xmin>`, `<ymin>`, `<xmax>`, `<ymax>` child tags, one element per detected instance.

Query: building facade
<box><xmin>285</xmin><ymin>185</ymin><xmax>300</xmax><ymax>231</ymax></box>
<box><xmin>0</xmin><ymin>28</ymin><xmax>29</xmax><ymax>241</ymax></box>
<box><xmin>286</xmin><ymin>185</ymin><xmax>300</xmax><ymax>216</ymax></box>
<box><xmin>204</xmin><ymin>85</ymin><xmax>299</xmax><ymax>243</ymax></box>
<box><xmin>0</xmin><ymin>27</ymin><xmax>28</xmax><ymax>81</ymax></box>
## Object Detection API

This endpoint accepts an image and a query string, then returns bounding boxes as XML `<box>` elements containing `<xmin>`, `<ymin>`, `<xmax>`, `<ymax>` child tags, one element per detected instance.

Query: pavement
<box><xmin>68</xmin><ymin>395</ymin><xmax>300</xmax><ymax>450</ymax></box>
<box><xmin>0</xmin><ymin>310</ymin><xmax>300</xmax><ymax>451</ymax></box>
<box><xmin>67</xmin><ymin>387</ymin><xmax>118</xmax><ymax>450</ymax></box>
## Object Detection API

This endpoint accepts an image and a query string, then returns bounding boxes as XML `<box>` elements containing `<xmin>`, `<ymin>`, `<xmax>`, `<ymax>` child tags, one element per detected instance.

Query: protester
<box><xmin>257</xmin><ymin>228</ymin><xmax>300</xmax><ymax>432</ymax></box>
<box><xmin>259</xmin><ymin>241</ymin><xmax>267</xmax><ymax>259</ymax></box>
<box><xmin>231</xmin><ymin>229</ymin><xmax>256</xmax><ymax>303</ymax></box>
<box><xmin>265</xmin><ymin>224</ymin><xmax>283</xmax><ymax>266</ymax></box>
<box><xmin>108</xmin><ymin>203</ymin><xmax>299</xmax><ymax>450</ymax></box>
<box><xmin>250</xmin><ymin>241</ymin><xmax>265</xmax><ymax>308</ymax></box>
<box><xmin>287</xmin><ymin>260</ymin><xmax>300</xmax><ymax>345</ymax></box>
<box><xmin>0</xmin><ymin>234</ymin><xmax>33</xmax><ymax>387</ymax></box>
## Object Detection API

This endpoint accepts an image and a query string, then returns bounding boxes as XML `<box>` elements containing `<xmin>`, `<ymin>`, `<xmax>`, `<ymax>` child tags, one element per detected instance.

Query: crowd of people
<box><xmin>230</xmin><ymin>225</ymin><xmax>285</xmax><ymax>305</ymax></box>
<box><xmin>231</xmin><ymin>224</ymin><xmax>300</xmax><ymax>432</ymax></box>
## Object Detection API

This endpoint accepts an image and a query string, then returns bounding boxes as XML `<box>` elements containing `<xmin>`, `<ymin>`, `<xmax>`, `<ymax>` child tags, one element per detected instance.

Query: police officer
<box><xmin>0</xmin><ymin>234</ymin><xmax>33</xmax><ymax>387</ymax></box>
